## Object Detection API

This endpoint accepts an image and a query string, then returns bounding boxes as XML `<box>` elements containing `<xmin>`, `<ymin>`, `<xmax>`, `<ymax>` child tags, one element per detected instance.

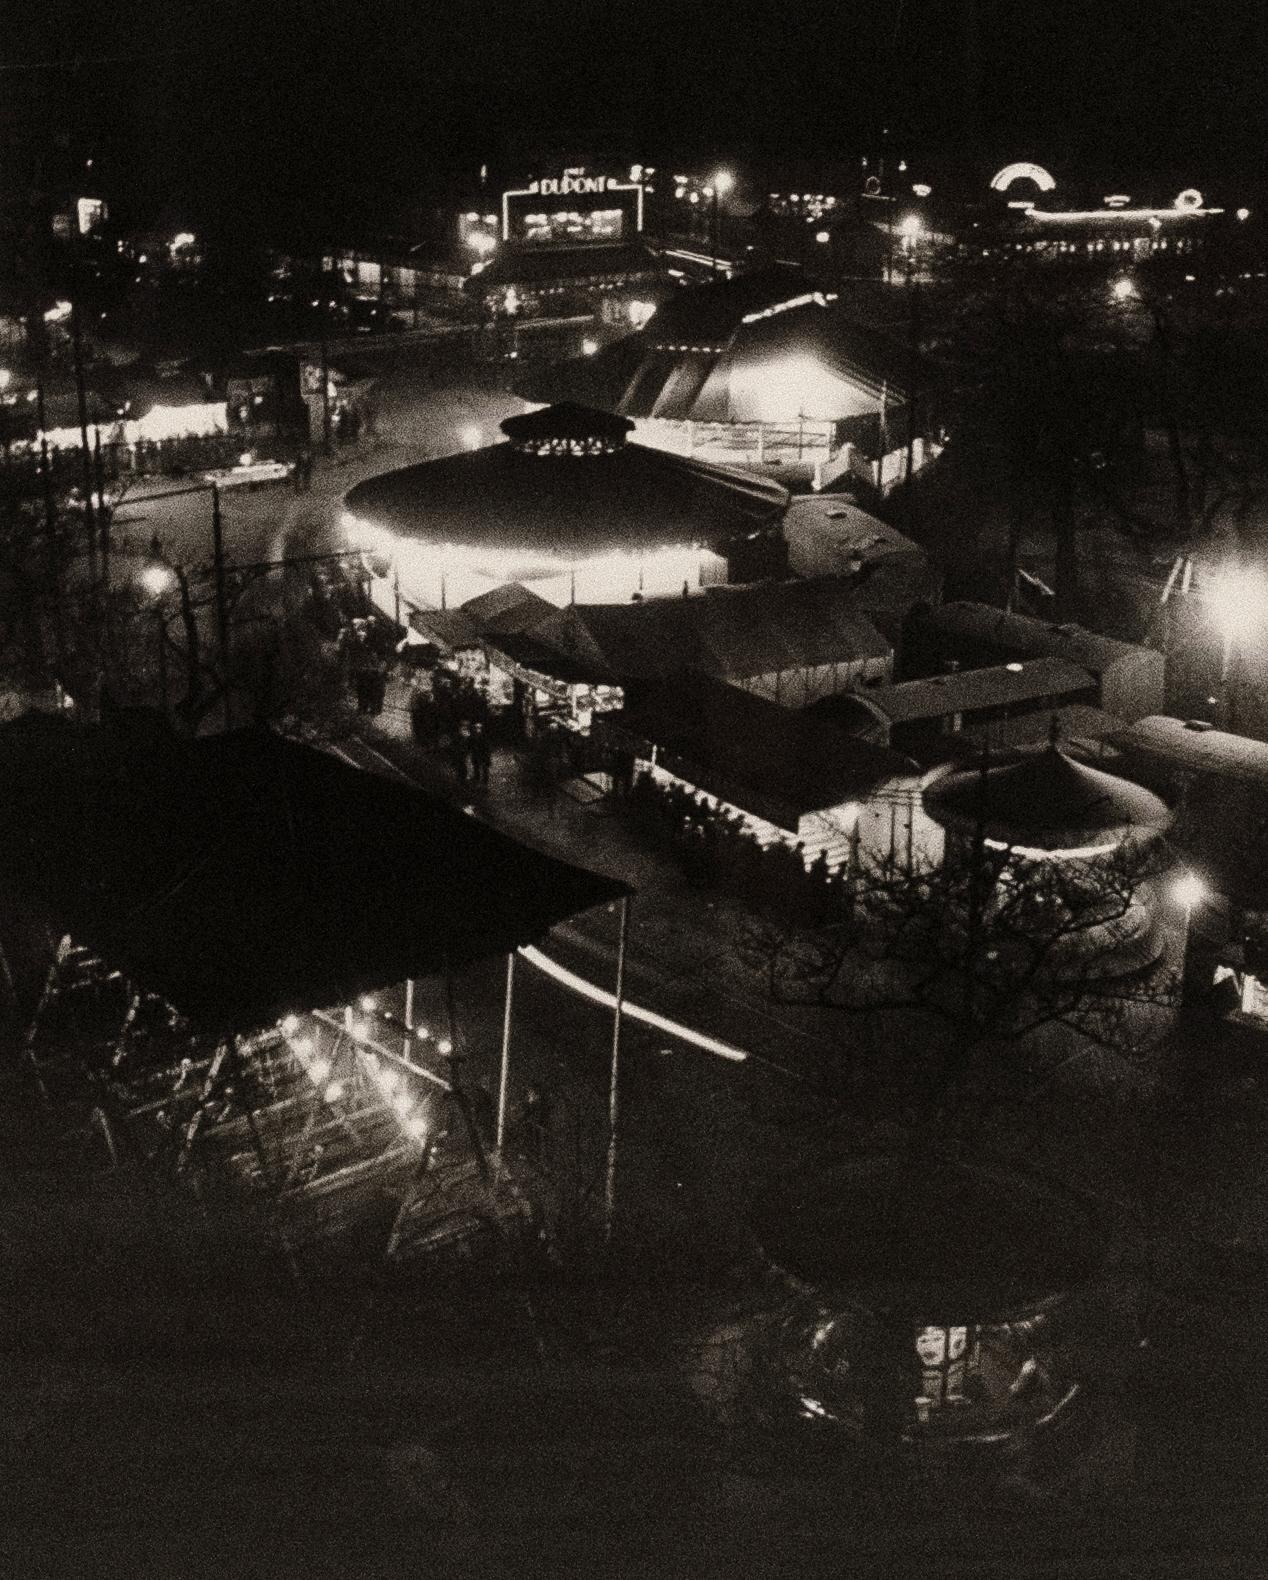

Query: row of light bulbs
<box><xmin>278</xmin><ymin>995</ymin><xmax>452</xmax><ymax>1149</ymax></box>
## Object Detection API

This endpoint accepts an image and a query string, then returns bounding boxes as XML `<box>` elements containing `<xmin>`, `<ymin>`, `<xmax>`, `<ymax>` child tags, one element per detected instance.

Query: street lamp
<box><xmin>1111</xmin><ymin>275</ymin><xmax>1136</xmax><ymax>302</ymax></box>
<box><xmin>1172</xmin><ymin>871</ymin><xmax>1207</xmax><ymax>913</ymax></box>
<box><xmin>1206</xmin><ymin>562</ymin><xmax>1267</xmax><ymax>727</ymax></box>
<box><xmin>710</xmin><ymin>169</ymin><xmax>734</xmax><ymax>274</ymax></box>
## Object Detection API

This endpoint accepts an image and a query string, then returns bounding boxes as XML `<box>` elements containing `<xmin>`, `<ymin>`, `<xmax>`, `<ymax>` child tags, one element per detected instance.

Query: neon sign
<box><xmin>990</xmin><ymin>161</ymin><xmax>1056</xmax><ymax>195</ymax></box>
<box><xmin>501</xmin><ymin>169</ymin><xmax>644</xmax><ymax>240</ymax></box>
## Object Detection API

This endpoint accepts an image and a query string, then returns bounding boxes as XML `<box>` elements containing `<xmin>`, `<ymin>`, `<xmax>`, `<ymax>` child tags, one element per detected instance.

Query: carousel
<box><xmin>921</xmin><ymin>737</ymin><xmax>1174</xmax><ymax>979</ymax></box>
<box><xmin>695</xmin><ymin>1155</ymin><xmax>1128</xmax><ymax>1488</ymax></box>
<box><xmin>341</xmin><ymin>402</ymin><xmax>789</xmax><ymax>611</ymax></box>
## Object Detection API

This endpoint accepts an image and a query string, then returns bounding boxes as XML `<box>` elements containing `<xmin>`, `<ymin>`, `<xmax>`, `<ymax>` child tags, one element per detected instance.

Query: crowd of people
<box><xmin>627</xmin><ymin>770</ymin><xmax>849</xmax><ymax>928</ymax></box>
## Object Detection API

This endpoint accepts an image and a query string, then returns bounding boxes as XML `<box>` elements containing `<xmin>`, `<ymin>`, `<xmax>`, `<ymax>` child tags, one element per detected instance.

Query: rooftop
<box><xmin>924</xmin><ymin>741</ymin><xmax>1172</xmax><ymax>850</ymax></box>
<box><xmin>918</xmin><ymin>602</ymin><xmax>1152</xmax><ymax>675</ymax></box>
<box><xmin>534</xmin><ymin>577</ymin><xmax>892</xmax><ymax>684</ymax></box>
<box><xmin>1112</xmin><ymin>714</ymin><xmax>1268</xmax><ymax>784</ymax></box>
<box><xmin>609</xmin><ymin>674</ymin><xmax>916</xmax><ymax>826</ymax></box>
<box><xmin>0</xmin><ymin>713</ymin><xmax>628</xmax><ymax>1035</ymax></box>
<box><xmin>869</xmin><ymin>656</ymin><xmax>1095</xmax><ymax>724</ymax></box>
<box><xmin>344</xmin><ymin>407</ymin><xmax>789</xmax><ymax>562</ymax></box>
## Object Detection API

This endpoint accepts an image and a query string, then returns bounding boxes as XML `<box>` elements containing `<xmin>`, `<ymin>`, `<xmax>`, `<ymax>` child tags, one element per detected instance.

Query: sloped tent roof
<box><xmin>343</xmin><ymin>406</ymin><xmax>789</xmax><ymax>563</ymax></box>
<box><xmin>640</xmin><ymin>265</ymin><xmax>817</xmax><ymax>348</ymax></box>
<box><xmin>0</xmin><ymin>714</ymin><xmax>629</xmax><ymax>1036</ymax></box>
<box><xmin>532</xmin><ymin>578</ymin><xmax>892</xmax><ymax>685</ymax></box>
<box><xmin>752</xmin><ymin>1157</ymin><xmax>1107</xmax><ymax>1321</ymax></box>
<box><xmin>609</xmin><ymin>675</ymin><xmax>916</xmax><ymax>829</ymax></box>
<box><xmin>460</xmin><ymin>582</ymin><xmax>557</xmax><ymax>638</ymax></box>
<box><xmin>923</xmin><ymin>742</ymin><xmax>1172</xmax><ymax>851</ymax></box>
<box><xmin>535</xmin><ymin>304</ymin><xmax>930</xmax><ymax>425</ymax></box>
<box><xmin>511</xmin><ymin>270</ymin><xmax>926</xmax><ymax>426</ymax></box>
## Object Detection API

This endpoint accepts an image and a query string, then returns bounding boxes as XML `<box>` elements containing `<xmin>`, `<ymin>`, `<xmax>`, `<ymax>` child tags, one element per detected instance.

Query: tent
<box><xmin>0</xmin><ymin>712</ymin><xmax>629</xmax><ymax>1035</ymax></box>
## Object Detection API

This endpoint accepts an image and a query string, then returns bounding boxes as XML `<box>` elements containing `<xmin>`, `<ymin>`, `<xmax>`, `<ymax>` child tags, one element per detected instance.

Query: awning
<box><xmin>0</xmin><ymin>713</ymin><xmax>630</xmax><ymax>1036</ymax></box>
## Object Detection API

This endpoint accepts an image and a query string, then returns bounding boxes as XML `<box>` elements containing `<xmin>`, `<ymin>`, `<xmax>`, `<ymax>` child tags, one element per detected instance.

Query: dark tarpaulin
<box><xmin>0</xmin><ymin>713</ymin><xmax>630</xmax><ymax>1036</ymax></box>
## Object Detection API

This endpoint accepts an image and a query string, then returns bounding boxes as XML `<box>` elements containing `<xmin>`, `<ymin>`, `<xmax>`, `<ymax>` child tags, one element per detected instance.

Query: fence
<box><xmin>633</xmin><ymin>416</ymin><xmax>836</xmax><ymax>466</ymax></box>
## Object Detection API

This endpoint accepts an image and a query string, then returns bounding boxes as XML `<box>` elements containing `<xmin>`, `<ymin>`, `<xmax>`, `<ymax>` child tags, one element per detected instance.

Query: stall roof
<box><xmin>537</xmin><ymin>577</ymin><xmax>891</xmax><ymax>685</ymax></box>
<box><xmin>868</xmin><ymin>657</ymin><xmax>1095</xmax><ymax>724</ymax></box>
<box><xmin>917</xmin><ymin>602</ymin><xmax>1149</xmax><ymax>676</ymax></box>
<box><xmin>0</xmin><ymin>714</ymin><xmax>629</xmax><ymax>1036</ymax></box>
<box><xmin>464</xmin><ymin>242</ymin><xmax>661</xmax><ymax>289</ymax></box>
<box><xmin>610</xmin><ymin>675</ymin><xmax>917</xmax><ymax>823</ymax></box>
<box><xmin>1112</xmin><ymin>714</ymin><xmax>1268</xmax><ymax>785</ymax></box>
<box><xmin>460</xmin><ymin>583</ymin><xmax>558</xmax><ymax>638</ymax></box>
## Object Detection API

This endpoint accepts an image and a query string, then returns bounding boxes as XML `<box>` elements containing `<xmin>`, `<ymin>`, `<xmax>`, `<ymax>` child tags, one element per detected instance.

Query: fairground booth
<box><xmin>0</xmin><ymin>712</ymin><xmax>629</xmax><ymax>1279</ymax></box>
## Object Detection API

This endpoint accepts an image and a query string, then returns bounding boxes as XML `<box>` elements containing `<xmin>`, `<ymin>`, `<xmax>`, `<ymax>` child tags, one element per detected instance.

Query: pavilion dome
<box><xmin>922</xmin><ymin>742</ymin><xmax>1171</xmax><ymax>854</ymax></box>
<box><xmin>343</xmin><ymin>402</ymin><xmax>789</xmax><ymax>607</ymax></box>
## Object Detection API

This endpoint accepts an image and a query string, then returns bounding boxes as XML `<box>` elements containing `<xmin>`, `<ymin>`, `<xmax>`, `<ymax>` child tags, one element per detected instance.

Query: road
<box><xmin>106</xmin><ymin>369</ymin><xmax>526</xmax><ymax>582</ymax></box>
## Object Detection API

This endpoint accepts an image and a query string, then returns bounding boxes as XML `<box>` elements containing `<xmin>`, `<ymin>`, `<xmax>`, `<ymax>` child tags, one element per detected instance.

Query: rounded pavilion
<box><xmin>342</xmin><ymin>402</ymin><xmax>789</xmax><ymax>611</ymax></box>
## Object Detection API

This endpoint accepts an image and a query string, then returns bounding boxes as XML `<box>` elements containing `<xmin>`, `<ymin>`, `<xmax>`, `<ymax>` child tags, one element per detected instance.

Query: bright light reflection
<box><xmin>1207</xmin><ymin>563</ymin><xmax>1268</xmax><ymax>643</ymax></box>
<box><xmin>1172</xmin><ymin>872</ymin><xmax>1207</xmax><ymax>910</ymax></box>
<box><xmin>140</xmin><ymin>563</ymin><xmax>174</xmax><ymax>597</ymax></box>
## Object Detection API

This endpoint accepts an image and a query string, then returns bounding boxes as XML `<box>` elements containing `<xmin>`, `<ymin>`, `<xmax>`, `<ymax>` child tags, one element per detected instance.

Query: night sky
<box><xmin>6</xmin><ymin>0</ymin><xmax>1267</xmax><ymax>234</ymax></box>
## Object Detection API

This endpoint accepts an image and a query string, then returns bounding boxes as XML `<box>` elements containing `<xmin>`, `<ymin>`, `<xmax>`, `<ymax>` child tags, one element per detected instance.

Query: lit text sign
<box><xmin>502</xmin><ymin>169</ymin><xmax>644</xmax><ymax>241</ymax></box>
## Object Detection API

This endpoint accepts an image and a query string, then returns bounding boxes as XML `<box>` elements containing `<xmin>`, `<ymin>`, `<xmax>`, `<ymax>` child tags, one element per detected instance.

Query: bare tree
<box><xmin>741</xmin><ymin>830</ymin><xmax>1180</xmax><ymax>1125</ymax></box>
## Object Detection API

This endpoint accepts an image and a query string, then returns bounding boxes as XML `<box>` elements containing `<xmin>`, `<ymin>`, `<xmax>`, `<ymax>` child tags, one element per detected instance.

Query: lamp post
<box><xmin>1172</xmin><ymin>870</ymin><xmax>1208</xmax><ymax>1004</ymax></box>
<box><xmin>1205</xmin><ymin>562</ymin><xmax>1266</xmax><ymax>731</ymax></box>
<box><xmin>900</xmin><ymin>213</ymin><xmax>924</xmax><ymax>522</ymax></box>
<box><xmin>128</xmin><ymin>480</ymin><xmax>229</xmax><ymax>724</ymax></box>
<box><xmin>710</xmin><ymin>169</ymin><xmax>733</xmax><ymax>275</ymax></box>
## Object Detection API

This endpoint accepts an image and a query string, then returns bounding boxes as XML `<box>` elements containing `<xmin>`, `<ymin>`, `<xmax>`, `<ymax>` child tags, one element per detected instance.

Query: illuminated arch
<box><xmin>990</xmin><ymin>161</ymin><xmax>1056</xmax><ymax>195</ymax></box>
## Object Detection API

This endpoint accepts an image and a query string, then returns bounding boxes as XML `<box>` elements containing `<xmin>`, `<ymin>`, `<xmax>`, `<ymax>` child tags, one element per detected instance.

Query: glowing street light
<box><xmin>899</xmin><ymin>212</ymin><xmax>924</xmax><ymax>243</ymax></box>
<box><xmin>1172</xmin><ymin>872</ymin><xmax>1207</xmax><ymax>912</ymax></box>
<box><xmin>709</xmin><ymin>169</ymin><xmax>733</xmax><ymax>275</ymax></box>
<box><xmin>1111</xmin><ymin>275</ymin><xmax>1137</xmax><ymax>302</ymax></box>
<box><xmin>814</xmin><ymin>230</ymin><xmax>831</xmax><ymax>245</ymax></box>
<box><xmin>581</xmin><ymin>337</ymin><xmax>599</xmax><ymax>356</ymax></box>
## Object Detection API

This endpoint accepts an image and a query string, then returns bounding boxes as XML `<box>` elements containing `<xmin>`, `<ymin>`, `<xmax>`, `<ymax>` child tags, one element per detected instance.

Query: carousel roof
<box><xmin>0</xmin><ymin>712</ymin><xmax>629</xmax><ymax>1036</ymax></box>
<box><xmin>752</xmin><ymin>1157</ymin><xmax>1106</xmax><ymax>1321</ymax></box>
<box><xmin>343</xmin><ymin>403</ymin><xmax>789</xmax><ymax>560</ymax></box>
<box><xmin>922</xmin><ymin>740</ymin><xmax>1172</xmax><ymax>851</ymax></box>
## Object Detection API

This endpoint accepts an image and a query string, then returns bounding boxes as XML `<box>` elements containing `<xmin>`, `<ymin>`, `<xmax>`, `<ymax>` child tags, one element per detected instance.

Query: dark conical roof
<box><xmin>499</xmin><ymin>402</ymin><xmax>634</xmax><ymax>444</ymax></box>
<box><xmin>923</xmin><ymin>743</ymin><xmax>1171</xmax><ymax>851</ymax></box>
<box><xmin>752</xmin><ymin>1157</ymin><xmax>1106</xmax><ymax>1322</ymax></box>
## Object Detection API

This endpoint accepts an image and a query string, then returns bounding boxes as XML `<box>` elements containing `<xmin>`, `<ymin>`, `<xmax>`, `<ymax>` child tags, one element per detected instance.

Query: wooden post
<box><xmin>604</xmin><ymin>896</ymin><xmax>631</xmax><ymax>1241</ymax></box>
<box><xmin>496</xmin><ymin>952</ymin><xmax>515</xmax><ymax>1152</ymax></box>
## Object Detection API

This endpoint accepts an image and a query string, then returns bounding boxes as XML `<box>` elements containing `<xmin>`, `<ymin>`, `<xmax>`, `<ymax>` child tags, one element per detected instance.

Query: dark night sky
<box><xmin>6</xmin><ymin>0</ymin><xmax>1267</xmax><ymax>235</ymax></box>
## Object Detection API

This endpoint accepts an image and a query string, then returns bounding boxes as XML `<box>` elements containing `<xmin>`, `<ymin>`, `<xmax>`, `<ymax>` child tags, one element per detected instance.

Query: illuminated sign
<box><xmin>76</xmin><ymin>196</ymin><xmax>106</xmax><ymax>235</ymax></box>
<box><xmin>501</xmin><ymin>169</ymin><xmax>644</xmax><ymax>241</ymax></box>
<box><xmin>990</xmin><ymin>162</ymin><xmax>1056</xmax><ymax>195</ymax></box>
